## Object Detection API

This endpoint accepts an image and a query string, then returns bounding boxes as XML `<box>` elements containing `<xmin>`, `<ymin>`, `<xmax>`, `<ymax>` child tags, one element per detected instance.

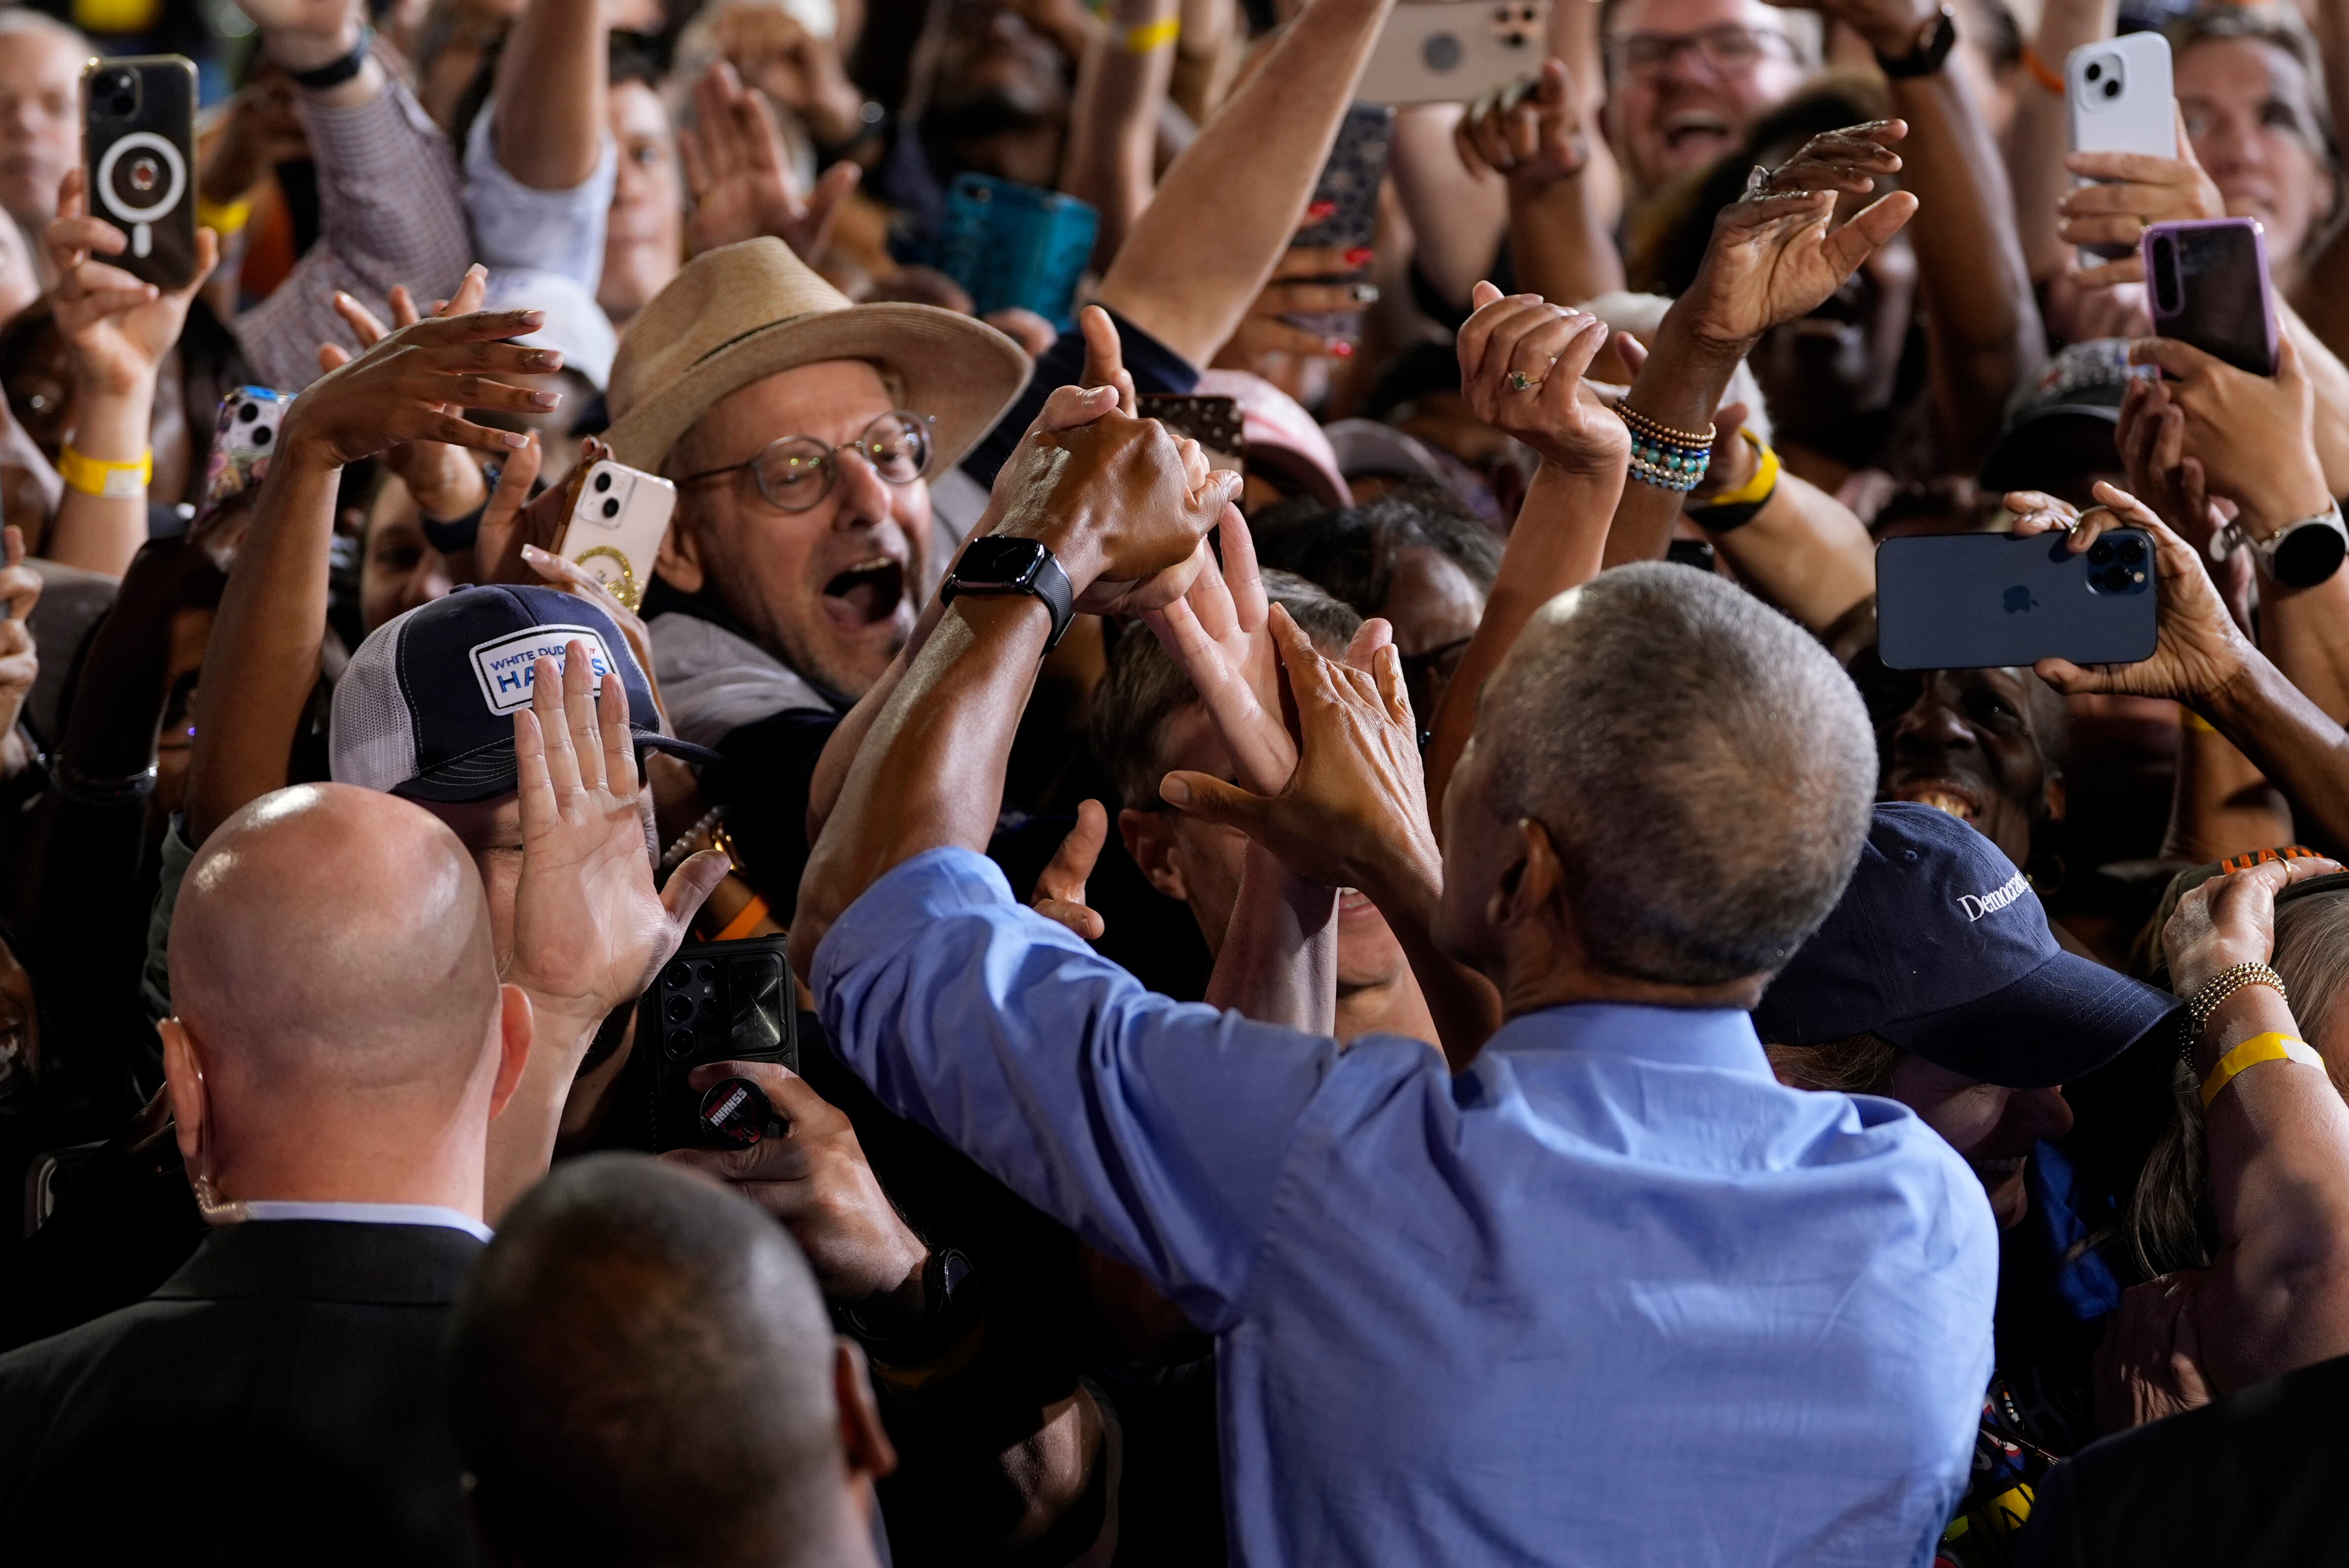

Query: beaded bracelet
<box><xmin>1616</xmin><ymin>403</ymin><xmax>1715</xmax><ymax>450</ymax></box>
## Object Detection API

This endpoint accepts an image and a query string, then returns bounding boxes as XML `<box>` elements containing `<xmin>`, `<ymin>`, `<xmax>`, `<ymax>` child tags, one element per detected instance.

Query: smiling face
<box><xmin>1885</xmin><ymin>1054</ymin><xmax>2074</xmax><ymax>1228</ymax></box>
<box><xmin>1603</xmin><ymin>0</ymin><xmax>1809</xmax><ymax>192</ymax></box>
<box><xmin>661</xmin><ymin>360</ymin><xmax>932</xmax><ymax>700</ymax></box>
<box><xmin>1881</xmin><ymin>667</ymin><xmax>2063</xmax><ymax>872</ymax></box>
<box><xmin>2178</xmin><ymin>36</ymin><xmax>2336</xmax><ymax>269</ymax></box>
<box><xmin>0</xmin><ymin>28</ymin><xmax>79</xmax><ymax>228</ymax></box>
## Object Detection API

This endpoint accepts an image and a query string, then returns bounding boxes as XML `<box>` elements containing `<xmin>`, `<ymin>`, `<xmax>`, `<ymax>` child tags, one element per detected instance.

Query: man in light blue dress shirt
<box><xmin>792</xmin><ymin>391</ymin><xmax>1999</xmax><ymax>1566</ymax></box>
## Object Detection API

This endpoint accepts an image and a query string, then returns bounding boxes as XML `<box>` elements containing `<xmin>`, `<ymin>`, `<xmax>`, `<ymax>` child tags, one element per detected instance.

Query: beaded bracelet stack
<box><xmin>1617</xmin><ymin>404</ymin><xmax>1715</xmax><ymax>492</ymax></box>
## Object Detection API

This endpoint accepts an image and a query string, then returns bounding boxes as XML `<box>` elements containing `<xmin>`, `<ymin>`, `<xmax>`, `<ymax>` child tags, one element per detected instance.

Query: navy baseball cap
<box><xmin>330</xmin><ymin>585</ymin><xmax>717</xmax><ymax>803</ymax></box>
<box><xmin>1753</xmin><ymin>802</ymin><xmax>2181</xmax><ymax>1088</ymax></box>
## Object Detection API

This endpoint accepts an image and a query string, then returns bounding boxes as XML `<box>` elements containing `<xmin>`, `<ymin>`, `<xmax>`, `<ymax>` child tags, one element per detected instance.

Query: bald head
<box><xmin>1479</xmin><ymin>564</ymin><xmax>1875</xmax><ymax>986</ymax></box>
<box><xmin>450</xmin><ymin>1156</ymin><xmax>857</xmax><ymax>1568</ymax></box>
<box><xmin>170</xmin><ymin>783</ymin><xmax>500</xmax><ymax>1097</ymax></box>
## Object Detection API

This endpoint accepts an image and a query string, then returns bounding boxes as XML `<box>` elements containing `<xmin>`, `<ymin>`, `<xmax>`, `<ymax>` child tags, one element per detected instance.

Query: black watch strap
<box><xmin>941</xmin><ymin>539</ymin><xmax>1077</xmax><ymax>651</ymax></box>
<box><xmin>844</xmin><ymin>1247</ymin><xmax>981</xmax><ymax>1367</ymax></box>
<box><xmin>289</xmin><ymin>30</ymin><xmax>373</xmax><ymax>90</ymax></box>
<box><xmin>1876</xmin><ymin>7</ymin><xmax>1955</xmax><ymax>78</ymax></box>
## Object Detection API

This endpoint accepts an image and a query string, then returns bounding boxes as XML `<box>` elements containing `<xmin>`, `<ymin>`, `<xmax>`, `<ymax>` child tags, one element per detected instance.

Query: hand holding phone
<box><xmin>554</xmin><ymin>459</ymin><xmax>678</xmax><ymax>612</ymax></box>
<box><xmin>2144</xmin><ymin>218</ymin><xmax>2276</xmax><ymax>376</ymax></box>
<box><xmin>80</xmin><ymin>57</ymin><xmax>199</xmax><ymax>289</ymax></box>
<box><xmin>2065</xmin><ymin>34</ymin><xmax>2174</xmax><ymax>263</ymax></box>
<box><xmin>1876</xmin><ymin>512</ymin><xmax>2157</xmax><ymax>671</ymax></box>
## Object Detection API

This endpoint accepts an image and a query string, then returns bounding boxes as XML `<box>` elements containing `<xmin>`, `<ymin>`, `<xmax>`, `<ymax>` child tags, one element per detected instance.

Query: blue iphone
<box><xmin>938</xmin><ymin>175</ymin><xmax>1099</xmax><ymax>330</ymax></box>
<box><xmin>1876</xmin><ymin>529</ymin><xmax>2158</xmax><ymax>670</ymax></box>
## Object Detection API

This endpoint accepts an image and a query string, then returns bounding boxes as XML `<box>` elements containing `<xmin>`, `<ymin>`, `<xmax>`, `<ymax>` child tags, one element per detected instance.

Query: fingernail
<box><xmin>521</xmin><ymin>543</ymin><xmax>547</xmax><ymax>561</ymax></box>
<box><xmin>1345</xmin><ymin>247</ymin><xmax>1374</xmax><ymax>267</ymax></box>
<box><xmin>1350</xmin><ymin>282</ymin><xmax>1380</xmax><ymax>303</ymax></box>
<box><xmin>529</xmin><ymin>390</ymin><xmax>562</xmax><ymax>409</ymax></box>
<box><xmin>1307</xmin><ymin>201</ymin><xmax>1337</xmax><ymax>220</ymax></box>
<box><xmin>1328</xmin><ymin>339</ymin><xmax>1354</xmax><ymax>359</ymax></box>
<box><xmin>528</xmin><ymin>350</ymin><xmax>564</xmax><ymax>369</ymax></box>
<box><xmin>501</xmin><ymin>431</ymin><xmax>529</xmax><ymax>450</ymax></box>
<box><xmin>1160</xmin><ymin>777</ymin><xmax>1190</xmax><ymax>805</ymax></box>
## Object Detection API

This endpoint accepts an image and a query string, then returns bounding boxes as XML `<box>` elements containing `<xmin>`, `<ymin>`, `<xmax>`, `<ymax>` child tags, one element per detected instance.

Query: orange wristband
<box><xmin>713</xmin><ymin>894</ymin><xmax>773</xmax><ymax>942</ymax></box>
<box><xmin>2022</xmin><ymin>42</ymin><xmax>2066</xmax><ymax>95</ymax></box>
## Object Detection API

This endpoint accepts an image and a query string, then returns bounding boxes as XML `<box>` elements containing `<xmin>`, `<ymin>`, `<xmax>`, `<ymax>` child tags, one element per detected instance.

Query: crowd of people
<box><xmin>0</xmin><ymin>0</ymin><xmax>2346</xmax><ymax>1559</ymax></box>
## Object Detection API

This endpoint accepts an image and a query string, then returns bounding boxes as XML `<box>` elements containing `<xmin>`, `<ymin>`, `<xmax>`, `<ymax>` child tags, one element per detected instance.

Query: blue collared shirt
<box><xmin>817</xmin><ymin>849</ymin><xmax>1998</xmax><ymax>1568</ymax></box>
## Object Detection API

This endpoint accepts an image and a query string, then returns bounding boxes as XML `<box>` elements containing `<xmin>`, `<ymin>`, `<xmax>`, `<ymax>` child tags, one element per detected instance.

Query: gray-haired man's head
<box><xmin>1435</xmin><ymin>563</ymin><xmax>1875</xmax><ymax>992</ymax></box>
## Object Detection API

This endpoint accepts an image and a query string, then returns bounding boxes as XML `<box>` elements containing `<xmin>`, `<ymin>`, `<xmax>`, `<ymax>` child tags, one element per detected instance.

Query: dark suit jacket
<box><xmin>2016</xmin><ymin>1351</ymin><xmax>2349</xmax><ymax>1567</ymax></box>
<box><xmin>0</xmin><ymin>1218</ymin><xmax>486</xmax><ymax>1567</ymax></box>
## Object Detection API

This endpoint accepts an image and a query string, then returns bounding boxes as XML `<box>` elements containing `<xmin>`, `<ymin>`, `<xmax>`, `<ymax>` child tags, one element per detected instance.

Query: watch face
<box><xmin>955</xmin><ymin>535</ymin><xmax>1049</xmax><ymax>589</ymax></box>
<box><xmin>2274</xmin><ymin>517</ymin><xmax>2348</xmax><ymax>588</ymax></box>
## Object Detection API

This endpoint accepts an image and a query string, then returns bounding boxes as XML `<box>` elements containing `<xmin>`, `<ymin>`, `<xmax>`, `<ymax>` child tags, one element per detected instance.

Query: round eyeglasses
<box><xmin>679</xmin><ymin>410</ymin><xmax>934</xmax><ymax>513</ymax></box>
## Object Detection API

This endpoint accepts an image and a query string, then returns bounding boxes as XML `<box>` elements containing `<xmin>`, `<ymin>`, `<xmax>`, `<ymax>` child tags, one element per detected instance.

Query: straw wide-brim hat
<box><xmin>603</xmin><ymin>238</ymin><xmax>1033</xmax><ymax>477</ymax></box>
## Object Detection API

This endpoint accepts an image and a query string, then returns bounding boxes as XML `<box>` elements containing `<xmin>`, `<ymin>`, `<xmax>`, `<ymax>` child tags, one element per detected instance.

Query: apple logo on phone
<box><xmin>2003</xmin><ymin>586</ymin><xmax>2037</xmax><ymax>614</ymax></box>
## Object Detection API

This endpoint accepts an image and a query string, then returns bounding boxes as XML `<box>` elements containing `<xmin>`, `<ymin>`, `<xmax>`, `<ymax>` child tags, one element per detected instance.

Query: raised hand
<box><xmin>1669</xmin><ymin>121</ymin><xmax>1916</xmax><ymax>359</ymax></box>
<box><xmin>679</xmin><ymin>60</ymin><xmax>861</xmax><ymax>262</ymax></box>
<box><xmin>279</xmin><ymin>307</ymin><xmax>561</xmax><ymax>471</ymax></box>
<box><xmin>2162</xmin><ymin>851</ymin><xmax>2344</xmax><ymax>999</ymax></box>
<box><xmin>2059</xmin><ymin>107</ymin><xmax>2225</xmax><ymax>288</ymax></box>
<box><xmin>2127</xmin><ymin>335</ymin><xmax>2330</xmax><ymax>543</ymax></box>
<box><xmin>519</xmin><ymin>539</ymin><xmax>667</xmax><ymax>728</ymax></box>
<box><xmin>506</xmin><ymin>641</ymin><xmax>728</xmax><ymax>1051</ymax></box>
<box><xmin>663</xmin><ymin>1061</ymin><xmax>930</xmax><ymax>1310</ymax></box>
<box><xmin>1210</xmin><ymin>243</ymin><xmax>1373</xmax><ymax>370</ymax></box>
<box><xmin>1031</xmin><ymin>800</ymin><xmax>1108</xmax><ymax>940</ymax></box>
<box><xmin>2095</xmin><ymin>1274</ymin><xmax>2213</xmax><ymax>1433</ymax></box>
<box><xmin>317</xmin><ymin>267</ymin><xmax>494</xmax><ymax>523</ymax></box>
<box><xmin>45</xmin><ymin>168</ymin><xmax>221</xmax><ymax>398</ymax></box>
<box><xmin>0</xmin><ymin>526</ymin><xmax>40</xmax><ymax>754</ymax></box>
<box><xmin>711</xmin><ymin>5</ymin><xmax>870</xmax><ymax>148</ymax></box>
<box><xmin>2030</xmin><ymin>482</ymin><xmax>2256</xmax><ymax>706</ymax></box>
<box><xmin>1160</xmin><ymin>603</ymin><xmax>1437</xmax><ymax>900</ymax></box>
<box><xmin>1753</xmin><ymin>120</ymin><xmax>1905</xmax><ymax>198</ymax></box>
<box><xmin>1139</xmin><ymin>508</ymin><xmax>1294</xmax><ymax>793</ymax></box>
<box><xmin>1454</xmin><ymin>58</ymin><xmax>1587</xmax><ymax>187</ymax></box>
<box><xmin>1456</xmin><ymin>281</ymin><xmax>1623</xmax><ymax>477</ymax></box>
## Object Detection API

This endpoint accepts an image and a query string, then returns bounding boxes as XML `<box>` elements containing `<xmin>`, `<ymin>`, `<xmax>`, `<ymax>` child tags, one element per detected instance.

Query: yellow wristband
<box><xmin>2200</xmin><ymin>1031</ymin><xmax>2326</xmax><ymax>1108</ymax></box>
<box><xmin>57</xmin><ymin>444</ymin><xmax>153</xmax><ymax>500</ymax></box>
<box><xmin>1698</xmin><ymin>430</ymin><xmax>1781</xmax><ymax>510</ymax></box>
<box><xmin>194</xmin><ymin>195</ymin><xmax>252</xmax><ymax>236</ymax></box>
<box><xmin>2182</xmin><ymin>707</ymin><xmax>2219</xmax><ymax>735</ymax></box>
<box><xmin>1124</xmin><ymin>16</ymin><xmax>1179</xmax><ymax>52</ymax></box>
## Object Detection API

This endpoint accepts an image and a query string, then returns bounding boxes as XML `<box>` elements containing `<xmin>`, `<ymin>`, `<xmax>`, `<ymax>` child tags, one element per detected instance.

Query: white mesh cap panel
<box><xmin>329</xmin><ymin>604</ymin><xmax>424</xmax><ymax>793</ymax></box>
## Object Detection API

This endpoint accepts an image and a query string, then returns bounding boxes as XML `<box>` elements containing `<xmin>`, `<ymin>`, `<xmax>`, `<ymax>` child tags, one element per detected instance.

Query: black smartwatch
<box><xmin>843</xmin><ymin>1247</ymin><xmax>980</xmax><ymax>1367</ymax></box>
<box><xmin>940</xmin><ymin>536</ymin><xmax>1076</xmax><ymax>650</ymax></box>
<box><xmin>1876</xmin><ymin>6</ymin><xmax>1956</xmax><ymax>78</ymax></box>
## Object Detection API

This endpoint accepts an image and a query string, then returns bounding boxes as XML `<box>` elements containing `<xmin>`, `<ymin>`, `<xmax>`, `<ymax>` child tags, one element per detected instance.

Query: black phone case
<box><xmin>1138</xmin><ymin>394</ymin><xmax>1246</xmax><ymax>459</ymax></box>
<box><xmin>1286</xmin><ymin>103</ymin><xmax>1395</xmax><ymax>339</ymax></box>
<box><xmin>2148</xmin><ymin>221</ymin><xmax>2277</xmax><ymax>377</ymax></box>
<box><xmin>643</xmin><ymin>936</ymin><xmax>799</xmax><ymax>1151</ymax></box>
<box><xmin>81</xmin><ymin>56</ymin><xmax>199</xmax><ymax>291</ymax></box>
<box><xmin>1876</xmin><ymin>529</ymin><xmax>2158</xmax><ymax>671</ymax></box>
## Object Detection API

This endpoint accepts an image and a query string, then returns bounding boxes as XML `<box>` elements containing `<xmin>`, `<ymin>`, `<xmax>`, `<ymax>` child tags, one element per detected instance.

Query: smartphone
<box><xmin>938</xmin><ymin>174</ymin><xmax>1099</xmax><ymax>330</ymax></box>
<box><xmin>1138</xmin><ymin>393</ymin><xmax>1245</xmax><ymax>469</ymax></box>
<box><xmin>554</xmin><ymin>459</ymin><xmax>677</xmax><ymax>612</ymax></box>
<box><xmin>2066</xmin><ymin>34</ymin><xmax>2174</xmax><ymax>261</ymax></box>
<box><xmin>643</xmin><ymin>936</ymin><xmax>799</xmax><ymax>1153</ymax></box>
<box><xmin>1876</xmin><ymin>529</ymin><xmax>2158</xmax><ymax>671</ymax></box>
<box><xmin>81</xmin><ymin>55</ymin><xmax>199</xmax><ymax>289</ymax></box>
<box><xmin>195</xmin><ymin>386</ymin><xmax>294</xmax><ymax>523</ymax></box>
<box><xmin>2144</xmin><ymin>217</ymin><xmax>2277</xmax><ymax>376</ymax></box>
<box><xmin>1358</xmin><ymin>0</ymin><xmax>1549</xmax><ymax>107</ymax></box>
<box><xmin>1285</xmin><ymin>103</ymin><xmax>1396</xmax><ymax>341</ymax></box>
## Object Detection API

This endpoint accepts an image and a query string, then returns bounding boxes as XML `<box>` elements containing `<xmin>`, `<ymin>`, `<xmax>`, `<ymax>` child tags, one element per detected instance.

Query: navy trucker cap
<box><xmin>330</xmin><ymin>585</ymin><xmax>717</xmax><ymax>803</ymax></box>
<box><xmin>1752</xmin><ymin>802</ymin><xmax>2181</xmax><ymax>1088</ymax></box>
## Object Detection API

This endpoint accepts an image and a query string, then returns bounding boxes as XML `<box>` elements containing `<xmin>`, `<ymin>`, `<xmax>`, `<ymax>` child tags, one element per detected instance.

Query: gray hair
<box><xmin>0</xmin><ymin>10</ymin><xmax>90</xmax><ymax>51</ymax></box>
<box><xmin>1479</xmin><ymin>564</ymin><xmax>1875</xmax><ymax>987</ymax></box>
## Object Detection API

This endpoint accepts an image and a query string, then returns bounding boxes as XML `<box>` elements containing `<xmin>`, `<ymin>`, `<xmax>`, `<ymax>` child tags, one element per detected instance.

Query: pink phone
<box><xmin>2143</xmin><ymin>217</ymin><xmax>2277</xmax><ymax>377</ymax></box>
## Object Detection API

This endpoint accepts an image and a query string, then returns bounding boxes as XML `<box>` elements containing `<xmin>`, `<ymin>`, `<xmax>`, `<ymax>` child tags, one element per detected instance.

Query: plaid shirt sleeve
<box><xmin>231</xmin><ymin>52</ymin><xmax>474</xmax><ymax>393</ymax></box>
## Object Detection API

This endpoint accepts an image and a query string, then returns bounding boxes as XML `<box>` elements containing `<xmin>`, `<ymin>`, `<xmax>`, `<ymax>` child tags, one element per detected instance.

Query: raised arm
<box><xmin>490</xmin><ymin>0</ymin><xmax>605</xmax><ymax>190</ymax></box>
<box><xmin>1059</xmin><ymin>0</ymin><xmax>1180</xmax><ymax>265</ymax></box>
<box><xmin>1092</xmin><ymin>0</ymin><xmax>1400</xmax><ymax>365</ymax></box>
<box><xmin>1451</xmin><ymin>58</ymin><xmax>1625</xmax><ymax>308</ymax></box>
<box><xmin>185</xmin><ymin>310</ymin><xmax>552</xmax><ymax>844</ymax></box>
<box><xmin>2161</xmin><ymin>856</ymin><xmax>2349</xmax><ymax>1392</ymax></box>
<box><xmin>2009</xmin><ymin>0</ymin><xmax>2116</xmax><ymax>283</ymax></box>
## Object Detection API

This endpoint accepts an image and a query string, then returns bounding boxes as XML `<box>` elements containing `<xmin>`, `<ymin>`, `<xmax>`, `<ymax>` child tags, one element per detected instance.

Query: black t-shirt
<box><xmin>2017</xmin><ymin>1352</ymin><xmax>2349</xmax><ymax>1567</ymax></box>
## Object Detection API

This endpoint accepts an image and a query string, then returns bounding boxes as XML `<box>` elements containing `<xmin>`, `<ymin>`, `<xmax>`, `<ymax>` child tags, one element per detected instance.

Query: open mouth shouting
<box><xmin>1892</xmin><ymin>777</ymin><xmax>1986</xmax><ymax>826</ymax></box>
<box><xmin>821</xmin><ymin>556</ymin><xmax>907</xmax><ymax>630</ymax></box>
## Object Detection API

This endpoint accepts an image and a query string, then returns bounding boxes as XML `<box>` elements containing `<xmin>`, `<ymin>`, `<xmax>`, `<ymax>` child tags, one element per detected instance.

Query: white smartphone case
<box><xmin>1357</xmin><ymin>0</ymin><xmax>1550</xmax><ymax>107</ymax></box>
<box><xmin>2067</xmin><ymin>33</ymin><xmax>2175</xmax><ymax>161</ymax></box>
<box><xmin>554</xmin><ymin>461</ymin><xmax>677</xmax><ymax>613</ymax></box>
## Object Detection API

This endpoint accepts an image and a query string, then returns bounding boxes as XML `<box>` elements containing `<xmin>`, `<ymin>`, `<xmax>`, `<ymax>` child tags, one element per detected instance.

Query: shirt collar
<box><xmin>1482</xmin><ymin>1002</ymin><xmax>1774</xmax><ymax>1080</ymax></box>
<box><xmin>227</xmin><ymin>1199</ymin><xmax>493</xmax><ymax>1243</ymax></box>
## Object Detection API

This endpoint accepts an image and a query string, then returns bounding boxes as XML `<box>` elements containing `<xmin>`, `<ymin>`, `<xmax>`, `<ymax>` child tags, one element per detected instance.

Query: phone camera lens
<box><xmin>2103</xmin><ymin>78</ymin><xmax>2121</xmax><ymax>98</ymax></box>
<box><xmin>664</xmin><ymin>994</ymin><xmax>694</xmax><ymax>1024</ymax></box>
<box><xmin>663</xmin><ymin>961</ymin><xmax>690</xmax><ymax>989</ymax></box>
<box><xmin>2084</xmin><ymin>61</ymin><xmax>2102</xmax><ymax>80</ymax></box>
<box><xmin>594</xmin><ymin>471</ymin><xmax>611</xmax><ymax>492</ymax></box>
<box><xmin>665</xmin><ymin>1028</ymin><xmax>696</xmax><ymax>1059</ymax></box>
<box><xmin>602</xmin><ymin>497</ymin><xmax>620</xmax><ymax>518</ymax></box>
<box><xmin>252</xmin><ymin>426</ymin><xmax>270</xmax><ymax>446</ymax></box>
<box><xmin>2088</xmin><ymin>539</ymin><xmax>2115</xmax><ymax>565</ymax></box>
<box><xmin>239</xmin><ymin>402</ymin><xmax>258</xmax><ymax>421</ymax></box>
<box><xmin>2100</xmin><ymin>565</ymin><xmax>2133</xmax><ymax>593</ymax></box>
<box><xmin>2117</xmin><ymin>536</ymin><xmax>2145</xmax><ymax>564</ymax></box>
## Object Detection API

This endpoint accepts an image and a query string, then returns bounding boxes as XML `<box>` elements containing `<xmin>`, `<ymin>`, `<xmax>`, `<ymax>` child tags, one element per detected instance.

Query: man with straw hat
<box><xmin>604</xmin><ymin>237</ymin><xmax>1031</xmax><ymax>902</ymax></box>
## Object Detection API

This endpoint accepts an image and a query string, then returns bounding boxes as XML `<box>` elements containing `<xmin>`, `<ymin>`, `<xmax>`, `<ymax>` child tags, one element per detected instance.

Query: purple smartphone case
<box><xmin>2142</xmin><ymin>217</ymin><xmax>2277</xmax><ymax>377</ymax></box>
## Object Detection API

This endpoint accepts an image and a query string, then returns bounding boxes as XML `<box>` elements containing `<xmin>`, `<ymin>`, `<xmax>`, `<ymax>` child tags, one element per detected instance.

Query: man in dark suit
<box><xmin>0</xmin><ymin>780</ymin><xmax>536</xmax><ymax>1565</ymax></box>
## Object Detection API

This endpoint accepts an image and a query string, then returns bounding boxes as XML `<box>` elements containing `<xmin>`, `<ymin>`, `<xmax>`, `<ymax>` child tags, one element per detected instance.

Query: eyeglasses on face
<box><xmin>679</xmin><ymin>410</ymin><xmax>934</xmax><ymax>513</ymax></box>
<box><xmin>1613</xmin><ymin>23</ymin><xmax>1792</xmax><ymax>78</ymax></box>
